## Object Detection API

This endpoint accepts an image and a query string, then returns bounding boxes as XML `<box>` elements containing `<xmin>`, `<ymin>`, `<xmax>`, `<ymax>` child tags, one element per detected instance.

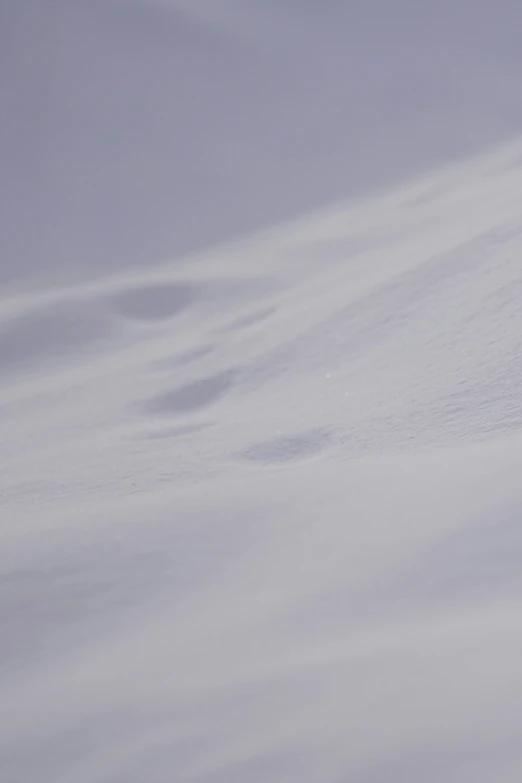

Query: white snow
<box><xmin>3</xmin><ymin>3</ymin><xmax>522</xmax><ymax>782</ymax></box>
<box><xmin>3</xmin><ymin>136</ymin><xmax>522</xmax><ymax>782</ymax></box>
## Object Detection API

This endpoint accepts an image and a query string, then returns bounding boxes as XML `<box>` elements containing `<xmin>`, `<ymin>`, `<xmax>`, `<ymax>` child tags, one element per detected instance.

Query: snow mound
<box><xmin>3</xmin><ymin>128</ymin><xmax>522</xmax><ymax>781</ymax></box>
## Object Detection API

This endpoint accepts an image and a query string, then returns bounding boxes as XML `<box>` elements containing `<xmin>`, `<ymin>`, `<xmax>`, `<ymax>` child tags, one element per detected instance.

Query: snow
<box><xmin>3</xmin><ymin>2</ymin><xmax>522</xmax><ymax>782</ymax></box>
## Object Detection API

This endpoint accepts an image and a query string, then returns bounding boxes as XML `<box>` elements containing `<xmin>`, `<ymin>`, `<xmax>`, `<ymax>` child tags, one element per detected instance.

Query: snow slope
<box><xmin>3</xmin><ymin>136</ymin><xmax>522</xmax><ymax>781</ymax></box>
<box><xmin>4</xmin><ymin>1</ymin><xmax>522</xmax><ymax>780</ymax></box>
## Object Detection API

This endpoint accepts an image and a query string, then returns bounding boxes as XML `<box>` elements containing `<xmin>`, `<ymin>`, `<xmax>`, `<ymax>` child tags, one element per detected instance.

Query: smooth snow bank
<box><xmin>3</xmin><ymin>138</ymin><xmax>522</xmax><ymax>781</ymax></box>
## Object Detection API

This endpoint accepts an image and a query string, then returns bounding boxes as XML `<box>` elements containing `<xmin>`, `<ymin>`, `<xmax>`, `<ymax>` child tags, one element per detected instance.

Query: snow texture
<box><xmin>2</xmin><ymin>2</ymin><xmax>522</xmax><ymax>781</ymax></box>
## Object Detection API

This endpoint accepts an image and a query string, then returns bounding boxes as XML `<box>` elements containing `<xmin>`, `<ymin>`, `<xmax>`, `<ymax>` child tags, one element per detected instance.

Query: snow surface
<box><xmin>3</xmin><ymin>3</ymin><xmax>522</xmax><ymax>782</ymax></box>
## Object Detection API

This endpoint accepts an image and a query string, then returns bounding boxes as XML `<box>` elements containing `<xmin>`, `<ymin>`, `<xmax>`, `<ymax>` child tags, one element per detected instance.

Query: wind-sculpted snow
<box><xmin>2</xmin><ymin>135</ymin><xmax>522</xmax><ymax>781</ymax></box>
